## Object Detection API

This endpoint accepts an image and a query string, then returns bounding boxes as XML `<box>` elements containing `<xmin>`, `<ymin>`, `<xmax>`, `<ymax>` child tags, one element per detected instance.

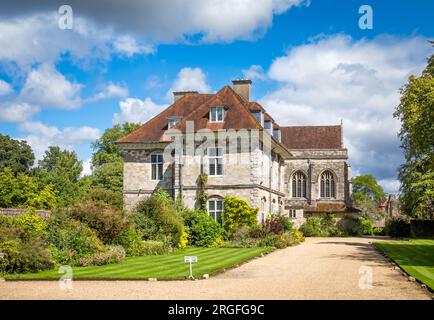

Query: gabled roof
<box><xmin>280</xmin><ymin>125</ymin><xmax>342</xmax><ymax>150</ymax></box>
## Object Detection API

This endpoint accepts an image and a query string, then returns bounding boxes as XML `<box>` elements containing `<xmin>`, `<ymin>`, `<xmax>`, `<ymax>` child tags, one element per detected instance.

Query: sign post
<box><xmin>184</xmin><ymin>256</ymin><xmax>198</xmax><ymax>279</ymax></box>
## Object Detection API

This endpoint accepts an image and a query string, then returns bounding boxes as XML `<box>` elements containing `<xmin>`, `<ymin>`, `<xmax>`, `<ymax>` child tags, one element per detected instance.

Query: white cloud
<box><xmin>168</xmin><ymin>67</ymin><xmax>211</xmax><ymax>98</ymax></box>
<box><xmin>0</xmin><ymin>79</ymin><xmax>13</xmax><ymax>95</ymax></box>
<box><xmin>260</xmin><ymin>34</ymin><xmax>433</xmax><ymax>191</ymax></box>
<box><xmin>242</xmin><ymin>65</ymin><xmax>267</xmax><ymax>80</ymax></box>
<box><xmin>378</xmin><ymin>179</ymin><xmax>401</xmax><ymax>194</ymax></box>
<box><xmin>0</xmin><ymin>103</ymin><xmax>39</xmax><ymax>123</ymax></box>
<box><xmin>17</xmin><ymin>121</ymin><xmax>101</xmax><ymax>160</ymax></box>
<box><xmin>86</xmin><ymin>82</ymin><xmax>129</xmax><ymax>103</ymax></box>
<box><xmin>19</xmin><ymin>63</ymin><xmax>82</xmax><ymax>109</ymax></box>
<box><xmin>80</xmin><ymin>158</ymin><xmax>93</xmax><ymax>177</ymax></box>
<box><xmin>113</xmin><ymin>35</ymin><xmax>155</xmax><ymax>57</ymax></box>
<box><xmin>113</xmin><ymin>97</ymin><xmax>168</xmax><ymax>125</ymax></box>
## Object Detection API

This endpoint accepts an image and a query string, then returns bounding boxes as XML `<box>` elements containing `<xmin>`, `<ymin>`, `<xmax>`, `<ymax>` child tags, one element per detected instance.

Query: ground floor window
<box><xmin>208</xmin><ymin>198</ymin><xmax>224</xmax><ymax>224</ymax></box>
<box><xmin>289</xmin><ymin>209</ymin><xmax>297</xmax><ymax>218</ymax></box>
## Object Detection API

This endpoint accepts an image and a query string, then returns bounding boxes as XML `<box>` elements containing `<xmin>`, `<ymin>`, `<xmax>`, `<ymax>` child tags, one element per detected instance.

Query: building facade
<box><xmin>117</xmin><ymin>80</ymin><xmax>354</xmax><ymax>227</ymax></box>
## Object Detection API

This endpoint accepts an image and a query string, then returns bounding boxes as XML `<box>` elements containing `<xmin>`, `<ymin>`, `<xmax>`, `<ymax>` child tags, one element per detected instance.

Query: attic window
<box><xmin>167</xmin><ymin>116</ymin><xmax>182</xmax><ymax>129</ymax></box>
<box><xmin>210</xmin><ymin>107</ymin><xmax>225</xmax><ymax>122</ymax></box>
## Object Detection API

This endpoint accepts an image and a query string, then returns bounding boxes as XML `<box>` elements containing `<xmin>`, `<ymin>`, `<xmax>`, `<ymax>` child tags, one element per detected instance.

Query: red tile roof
<box><xmin>280</xmin><ymin>125</ymin><xmax>342</xmax><ymax>150</ymax></box>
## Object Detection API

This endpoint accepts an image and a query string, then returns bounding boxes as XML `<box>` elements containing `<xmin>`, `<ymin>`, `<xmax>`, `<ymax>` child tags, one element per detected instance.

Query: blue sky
<box><xmin>0</xmin><ymin>0</ymin><xmax>433</xmax><ymax>193</ymax></box>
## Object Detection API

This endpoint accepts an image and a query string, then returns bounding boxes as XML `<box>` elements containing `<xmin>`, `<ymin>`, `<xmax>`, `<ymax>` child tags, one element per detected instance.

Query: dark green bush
<box><xmin>181</xmin><ymin>209</ymin><xmax>225</xmax><ymax>247</ymax></box>
<box><xmin>352</xmin><ymin>217</ymin><xmax>374</xmax><ymax>235</ymax></box>
<box><xmin>386</xmin><ymin>219</ymin><xmax>411</xmax><ymax>237</ymax></box>
<box><xmin>133</xmin><ymin>189</ymin><xmax>185</xmax><ymax>248</ymax></box>
<box><xmin>223</xmin><ymin>196</ymin><xmax>258</xmax><ymax>234</ymax></box>
<box><xmin>113</xmin><ymin>227</ymin><xmax>146</xmax><ymax>256</ymax></box>
<box><xmin>373</xmin><ymin>227</ymin><xmax>385</xmax><ymax>236</ymax></box>
<box><xmin>83</xmin><ymin>187</ymin><xmax>124</xmax><ymax>211</ymax></box>
<box><xmin>300</xmin><ymin>214</ymin><xmax>343</xmax><ymax>237</ymax></box>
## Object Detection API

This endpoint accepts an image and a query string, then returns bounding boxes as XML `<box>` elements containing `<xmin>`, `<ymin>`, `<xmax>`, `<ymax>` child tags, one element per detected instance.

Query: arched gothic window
<box><xmin>320</xmin><ymin>170</ymin><xmax>335</xmax><ymax>198</ymax></box>
<box><xmin>292</xmin><ymin>171</ymin><xmax>307</xmax><ymax>198</ymax></box>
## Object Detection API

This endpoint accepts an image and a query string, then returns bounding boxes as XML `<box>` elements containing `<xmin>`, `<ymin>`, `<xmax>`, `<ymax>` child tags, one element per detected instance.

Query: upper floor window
<box><xmin>151</xmin><ymin>153</ymin><xmax>163</xmax><ymax>180</ymax></box>
<box><xmin>210</xmin><ymin>107</ymin><xmax>225</xmax><ymax>122</ymax></box>
<box><xmin>208</xmin><ymin>198</ymin><xmax>224</xmax><ymax>224</ymax></box>
<box><xmin>292</xmin><ymin>171</ymin><xmax>307</xmax><ymax>198</ymax></box>
<box><xmin>167</xmin><ymin>116</ymin><xmax>181</xmax><ymax>129</ymax></box>
<box><xmin>320</xmin><ymin>170</ymin><xmax>335</xmax><ymax>198</ymax></box>
<box><xmin>208</xmin><ymin>147</ymin><xmax>223</xmax><ymax>176</ymax></box>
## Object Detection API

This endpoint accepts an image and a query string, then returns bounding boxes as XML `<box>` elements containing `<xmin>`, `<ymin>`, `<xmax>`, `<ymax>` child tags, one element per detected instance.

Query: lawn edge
<box><xmin>3</xmin><ymin>246</ymin><xmax>276</xmax><ymax>282</ymax></box>
<box><xmin>372</xmin><ymin>241</ymin><xmax>434</xmax><ymax>295</ymax></box>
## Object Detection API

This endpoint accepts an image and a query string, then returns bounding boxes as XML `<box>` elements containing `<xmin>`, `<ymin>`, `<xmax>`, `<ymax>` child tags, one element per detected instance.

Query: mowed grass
<box><xmin>374</xmin><ymin>239</ymin><xmax>434</xmax><ymax>290</ymax></box>
<box><xmin>5</xmin><ymin>247</ymin><xmax>272</xmax><ymax>280</ymax></box>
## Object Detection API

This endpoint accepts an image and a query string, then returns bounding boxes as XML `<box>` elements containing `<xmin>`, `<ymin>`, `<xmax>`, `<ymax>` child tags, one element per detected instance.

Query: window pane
<box><xmin>158</xmin><ymin>163</ymin><xmax>163</xmax><ymax>180</ymax></box>
<box><xmin>209</xmin><ymin>200</ymin><xmax>215</xmax><ymax>211</ymax></box>
<box><xmin>216</xmin><ymin>200</ymin><xmax>223</xmax><ymax>211</ymax></box>
<box><xmin>151</xmin><ymin>154</ymin><xmax>157</xmax><ymax>162</ymax></box>
<box><xmin>151</xmin><ymin>164</ymin><xmax>156</xmax><ymax>180</ymax></box>
<box><xmin>216</xmin><ymin>159</ymin><xmax>223</xmax><ymax>175</ymax></box>
<box><xmin>157</xmin><ymin>154</ymin><xmax>163</xmax><ymax>163</ymax></box>
<box><xmin>209</xmin><ymin>162</ymin><xmax>216</xmax><ymax>175</ymax></box>
<box><xmin>216</xmin><ymin>211</ymin><xmax>222</xmax><ymax>224</ymax></box>
<box><xmin>208</xmin><ymin>148</ymin><xmax>216</xmax><ymax>157</ymax></box>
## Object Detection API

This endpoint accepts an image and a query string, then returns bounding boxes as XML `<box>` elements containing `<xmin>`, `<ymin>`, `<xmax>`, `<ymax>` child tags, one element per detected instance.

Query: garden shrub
<box><xmin>133</xmin><ymin>189</ymin><xmax>185</xmax><ymax>248</ymax></box>
<box><xmin>68</xmin><ymin>202</ymin><xmax>129</xmax><ymax>244</ymax></box>
<box><xmin>142</xmin><ymin>240</ymin><xmax>171</xmax><ymax>255</ymax></box>
<box><xmin>352</xmin><ymin>217</ymin><xmax>374</xmax><ymax>235</ymax></box>
<box><xmin>14</xmin><ymin>213</ymin><xmax>47</xmax><ymax>238</ymax></box>
<box><xmin>223</xmin><ymin>196</ymin><xmax>258</xmax><ymax>234</ymax></box>
<box><xmin>264</xmin><ymin>214</ymin><xmax>293</xmax><ymax>235</ymax></box>
<box><xmin>83</xmin><ymin>187</ymin><xmax>123</xmax><ymax>210</ymax></box>
<box><xmin>78</xmin><ymin>245</ymin><xmax>125</xmax><ymax>267</ymax></box>
<box><xmin>181</xmin><ymin>209</ymin><xmax>225</xmax><ymax>247</ymax></box>
<box><xmin>113</xmin><ymin>227</ymin><xmax>145</xmax><ymax>256</ymax></box>
<box><xmin>47</xmin><ymin>212</ymin><xmax>105</xmax><ymax>265</ymax></box>
<box><xmin>373</xmin><ymin>227</ymin><xmax>385</xmax><ymax>236</ymax></box>
<box><xmin>386</xmin><ymin>218</ymin><xmax>411</xmax><ymax>237</ymax></box>
<box><xmin>300</xmin><ymin>214</ymin><xmax>343</xmax><ymax>237</ymax></box>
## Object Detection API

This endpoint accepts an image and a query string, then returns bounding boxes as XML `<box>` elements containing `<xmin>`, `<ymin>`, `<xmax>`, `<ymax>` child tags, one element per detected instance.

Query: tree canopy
<box><xmin>352</xmin><ymin>175</ymin><xmax>386</xmax><ymax>203</ymax></box>
<box><xmin>0</xmin><ymin>134</ymin><xmax>34</xmax><ymax>174</ymax></box>
<box><xmin>394</xmin><ymin>42</ymin><xmax>434</xmax><ymax>219</ymax></box>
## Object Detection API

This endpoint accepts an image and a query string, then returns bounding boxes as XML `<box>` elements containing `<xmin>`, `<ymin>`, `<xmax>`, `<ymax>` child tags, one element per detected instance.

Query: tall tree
<box><xmin>34</xmin><ymin>146</ymin><xmax>83</xmax><ymax>207</ymax></box>
<box><xmin>0</xmin><ymin>134</ymin><xmax>34</xmax><ymax>174</ymax></box>
<box><xmin>394</xmin><ymin>42</ymin><xmax>434</xmax><ymax>219</ymax></box>
<box><xmin>352</xmin><ymin>175</ymin><xmax>386</xmax><ymax>203</ymax></box>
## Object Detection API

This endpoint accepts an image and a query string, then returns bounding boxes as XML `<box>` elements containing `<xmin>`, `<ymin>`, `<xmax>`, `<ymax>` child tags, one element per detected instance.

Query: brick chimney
<box><xmin>173</xmin><ymin>91</ymin><xmax>198</xmax><ymax>102</ymax></box>
<box><xmin>232</xmin><ymin>79</ymin><xmax>251</xmax><ymax>102</ymax></box>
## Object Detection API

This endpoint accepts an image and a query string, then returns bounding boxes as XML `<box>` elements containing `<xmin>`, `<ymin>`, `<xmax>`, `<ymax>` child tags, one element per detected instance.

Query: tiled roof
<box><xmin>280</xmin><ymin>125</ymin><xmax>342</xmax><ymax>150</ymax></box>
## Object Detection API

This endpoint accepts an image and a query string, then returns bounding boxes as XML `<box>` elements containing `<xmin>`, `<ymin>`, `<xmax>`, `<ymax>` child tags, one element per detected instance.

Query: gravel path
<box><xmin>0</xmin><ymin>237</ymin><xmax>431</xmax><ymax>300</ymax></box>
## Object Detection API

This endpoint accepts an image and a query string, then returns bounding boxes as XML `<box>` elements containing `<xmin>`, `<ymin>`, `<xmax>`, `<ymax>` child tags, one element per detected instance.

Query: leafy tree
<box><xmin>34</xmin><ymin>146</ymin><xmax>83</xmax><ymax>207</ymax></box>
<box><xmin>394</xmin><ymin>43</ymin><xmax>434</xmax><ymax>219</ymax></box>
<box><xmin>91</xmin><ymin>122</ymin><xmax>140</xmax><ymax>167</ymax></box>
<box><xmin>352</xmin><ymin>175</ymin><xmax>386</xmax><ymax>202</ymax></box>
<box><xmin>91</xmin><ymin>161</ymin><xmax>123</xmax><ymax>193</ymax></box>
<box><xmin>0</xmin><ymin>134</ymin><xmax>34</xmax><ymax>174</ymax></box>
<box><xmin>222</xmin><ymin>196</ymin><xmax>258</xmax><ymax>234</ymax></box>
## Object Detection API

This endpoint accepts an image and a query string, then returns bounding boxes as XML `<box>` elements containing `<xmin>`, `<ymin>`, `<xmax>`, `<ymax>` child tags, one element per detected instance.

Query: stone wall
<box><xmin>0</xmin><ymin>208</ymin><xmax>51</xmax><ymax>219</ymax></box>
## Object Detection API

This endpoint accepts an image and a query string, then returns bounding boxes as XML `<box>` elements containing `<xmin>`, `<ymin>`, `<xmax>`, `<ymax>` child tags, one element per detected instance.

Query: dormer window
<box><xmin>210</xmin><ymin>107</ymin><xmax>225</xmax><ymax>122</ymax></box>
<box><xmin>167</xmin><ymin>116</ymin><xmax>182</xmax><ymax>129</ymax></box>
<box><xmin>251</xmin><ymin>110</ymin><xmax>264</xmax><ymax>126</ymax></box>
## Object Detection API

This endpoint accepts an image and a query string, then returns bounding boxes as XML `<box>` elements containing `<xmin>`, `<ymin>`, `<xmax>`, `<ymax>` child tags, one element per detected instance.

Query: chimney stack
<box><xmin>173</xmin><ymin>91</ymin><xmax>198</xmax><ymax>102</ymax></box>
<box><xmin>232</xmin><ymin>79</ymin><xmax>251</xmax><ymax>102</ymax></box>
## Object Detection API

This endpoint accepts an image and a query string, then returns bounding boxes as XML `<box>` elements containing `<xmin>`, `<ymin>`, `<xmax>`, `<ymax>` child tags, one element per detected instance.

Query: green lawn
<box><xmin>4</xmin><ymin>247</ymin><xmax>272</xmax><ymax>280</ymax></box>
<box><xmin>374</xmin><ymin>239</ymin><xmax>434</xmax><ymax>291</ymax></box>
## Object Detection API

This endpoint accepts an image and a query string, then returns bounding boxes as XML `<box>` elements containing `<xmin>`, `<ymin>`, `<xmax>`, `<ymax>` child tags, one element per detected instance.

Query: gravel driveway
<box><xmin>0</xmin><ymin>237</ymin><xmax>431</xmax><ymax>300</ymax></box>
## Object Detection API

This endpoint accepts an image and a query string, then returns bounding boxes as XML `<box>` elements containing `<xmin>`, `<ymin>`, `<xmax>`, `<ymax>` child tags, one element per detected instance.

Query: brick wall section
<box><xmin>0</xmin><ymin>208</ymin><xmax>51</xmax><ymax>220</ymax></box>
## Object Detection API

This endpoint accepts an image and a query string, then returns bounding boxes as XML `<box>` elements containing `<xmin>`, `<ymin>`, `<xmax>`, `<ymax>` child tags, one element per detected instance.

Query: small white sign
<box><xmin>184</xmin><ymin>256</ymin><xmax>198</xmax><ymax>263</ymax></box>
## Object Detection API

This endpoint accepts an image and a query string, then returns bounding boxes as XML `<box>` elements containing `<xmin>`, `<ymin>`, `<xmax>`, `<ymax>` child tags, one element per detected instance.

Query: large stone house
<box><xmin>116</xmin><ymin>80</ymin><xmax>354</xmax><ymax>226</ymax></box>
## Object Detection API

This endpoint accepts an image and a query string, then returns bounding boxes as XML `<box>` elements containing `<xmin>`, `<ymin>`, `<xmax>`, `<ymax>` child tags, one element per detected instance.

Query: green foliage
<box><xmin>197</xmin><ymin>173</ymin><xmax>208</xmax><ymax>212</ymax></box>
<box><xmin>352</xmin><ymin>216</ymin><xmax>374</xmax><ymax>235</ymax></box>
<box><xmin>0</xmin><ymin>134</ymin><xmax>34</xmax><ymax>174</ymax></box>
<box><xmin>83</xmin><ymin>187</ymin><xmax>123</xmax><ymax>211</ymax></box>
<box><xmin>181</xmin><ymin>209</ymin><xmax>225</xmax><ymax>247</ymax></box>
<box><xmin>142</xmin><ymin>240</ymin><xmax>171</xmax><ymax>255</ymax></box>
<box><xmin>222</xmin><ymin>196</ymin><xmax>258</xmax><ymax>234</ymax></box>
<box><xmin>113</xmin><ymin>228</ymin><xmax>145</xmax><ymax>256</ymax></box>
<box><xmin>133</xmin><ymin>189</ymin><xmax>186</xmax><ymax>248</ymax></box>
<box><xmin>394</xmin><ymin>49</ymin><xmax>434</xmax><ymax>219</ymax></box>
<box><xmin>14</xmin><ymin>213</ymin><xmax>47</xmax><ymax>238</ymax></box>
<box><xmin>46</xmin><ymin>211</ymin><xmax>105</xmax><ymax>265</ymax></box>
<box><xmin>78</xmin><ymin>245</ymin><xmax>126</xmax><ymax>267</ymax></box>
<box><xmin>67</xmin><ymin>202</ymin><xmax>129</xmax><ymax>244</ymax></box>
<box><xmin>373</xmin><ymin>227</ymin><xmax>385</xmax><ymax>236</ymax></box>
<box><xmin>264</xmin><ymin>214</ymin><xmax>293</xmax><ymax>235</ymax></box>
<box><xmin>385</xmin><ymin>218</ymin><xmax>411</xmax><ymax>238</ymax></box>
<box><xmin>300</xmin><ymin>214</ymin><xmax>343</xmax><ymax>237</ymax></box>
<box><xmin>91</xmin><ymin>161</ymin><xmax>124</xmax><ymax>194</ymax></box>
<box><xmin>0</xmin><ymin>168</ymin><xmax>56</xmax><ymax>209</ymax></box>
<box><xmin>33</xmin><ymin>146</ymin><xmax>83</xmax><ymax>207</ymax></box>
<box><xmin>352</xmin><ymin>175</ymin><xmax>386</xmax><ymax>202</ymax></box>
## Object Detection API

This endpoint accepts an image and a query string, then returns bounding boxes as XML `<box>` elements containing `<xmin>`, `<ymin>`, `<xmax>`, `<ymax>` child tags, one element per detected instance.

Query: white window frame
<box><xmin>210</xmin><ymin>106</ymin><xmax>225</xmax><ymax>122</ymax></box>
<box><xmin>208</xmin><ymin>146</ymin><xmax>224</xmax><ymax>176</ymax></box>
<box><xmin>150</xmin><ymin>153</ymin><xmax>163</xmax><ymax>181</ymax></box>
<box><xmin>208</xmin><ymin>198</ymin><xmax>224</xmax><ymax>224</ymax></box>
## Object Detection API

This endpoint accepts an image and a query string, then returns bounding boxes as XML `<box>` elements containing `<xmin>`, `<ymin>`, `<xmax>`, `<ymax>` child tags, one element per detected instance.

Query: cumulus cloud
<box><xmin>168</xmin><ymin>67</ymin><xmax>211</xmax><ymax>97</ymax></box>
<box><xmin>81</xmin><ymin>158</ymin><xmax>93</xmax><ymax>177</ymax></box>
<box><xmin>17</xmin><ymin>121</ymin><xmax>101</xmax><ymax>160</ymax></box>
<box><xmin>113</xmin><ymin>35</ymin><xmax>155</xmax><ymax>57</ymax></box>
<box><xmin>0</xmin><ymin>103</ymin><xmax>39</xmax><ymax>123</ymax></box>
<box><xmin>242</xmin><ymin>65</ymin><xmax>267</xmax><ymax>80</ymax></box>
<box><xmin>260</xmin><ymin>34</ymin><xmax>433</xmax><ymax>193</ymax></box>
<box><xmin>0</xmin><ymin>1</ymin><xmax>308</xmax><ymax>45</ymax></box>
<box><xmin>113</xmin><ymin>97</ymin><xmax>168</xmax><ymax>125</ymax></box>
<box><xmin>86</xmin><ymin>82</ymin><xmax>129</xmax><ymax>103</ymax></box>
<box><xmin>0</xmin><ymin>79</ymin><xmax>12</xmax><ymax>95</ymax></box>
<box><xmin>19</xmin><ymin>63</ymin><xmax>82</xmax><ymax>109</ymax></box>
